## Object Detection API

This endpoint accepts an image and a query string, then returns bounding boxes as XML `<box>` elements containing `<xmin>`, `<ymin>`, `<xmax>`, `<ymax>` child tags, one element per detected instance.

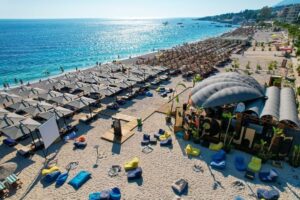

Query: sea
<box><xmin>0</xmin><ymin>18</ymin><xmax>236</xmax><ymax>88</ymax></box>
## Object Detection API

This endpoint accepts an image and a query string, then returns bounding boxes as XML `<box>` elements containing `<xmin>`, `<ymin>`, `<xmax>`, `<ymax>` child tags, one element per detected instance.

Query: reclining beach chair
<box><xmin>5</xmin><ymin>174</ymin><xmax>22</xmax><ymax>188</ymax></box>
<box><xmin>185</xmin><ymin>144</ymin><xmax>201</xmax><ymax>157</ymax></box>
<box><xmin>0</xmin><ymin>181</ymin><xmax>8</xmax><ymax>197</ymax></box>
<box><xmin>209</xmin><ymin>142</ymin><xmax>223</xmax><ymax>151</ymax></box>
<box><xmin>247</xmin><ymin>156</ymin><xmax>262</xmax><ymax>172</ymax></box>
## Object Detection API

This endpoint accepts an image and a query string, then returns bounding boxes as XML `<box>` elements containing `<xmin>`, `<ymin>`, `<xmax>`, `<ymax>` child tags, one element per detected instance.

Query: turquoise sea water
<box><xmin>0</xmin><ymin>18</ymin><xmax>235</xmax><ymax>87</ymax></box>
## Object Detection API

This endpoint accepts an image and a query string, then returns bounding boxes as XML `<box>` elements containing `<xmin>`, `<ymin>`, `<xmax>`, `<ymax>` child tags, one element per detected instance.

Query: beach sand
<box><xmin>1</xmin><ymin>74</ymin><xmax>300</xmax><ymax>200</ymax></box>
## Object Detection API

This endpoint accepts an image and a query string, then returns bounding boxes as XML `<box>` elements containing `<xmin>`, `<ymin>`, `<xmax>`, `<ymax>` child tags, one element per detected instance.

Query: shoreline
<box><xmin>1</xmin><ymin>26</ymin><xmax>237</xmax><ymax>91</ymax></box>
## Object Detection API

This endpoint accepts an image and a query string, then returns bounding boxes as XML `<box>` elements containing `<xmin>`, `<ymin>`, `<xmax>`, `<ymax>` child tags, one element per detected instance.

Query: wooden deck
<box><xmin>101</xmin><ymin>114</ymin><xmax>137</xmax><ymax>144</ymax></box>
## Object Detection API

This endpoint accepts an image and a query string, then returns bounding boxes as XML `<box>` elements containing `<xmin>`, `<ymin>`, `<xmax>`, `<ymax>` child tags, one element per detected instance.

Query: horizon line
<box><xmin>0</xmin><ymin>16</ymin><xmax>206</xmax><ymax>20</ymax></box>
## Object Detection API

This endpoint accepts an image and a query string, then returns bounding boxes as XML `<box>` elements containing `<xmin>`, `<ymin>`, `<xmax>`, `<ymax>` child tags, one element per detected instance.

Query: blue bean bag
<box><xmin>110</xmin><ymin>187</ymin><xmax>121</xmax><ymax>200</ymax></box>
<box><xmin>160</xmin><ymin>137</ymin><xmax>172</xmax><ymax>146</ymax></box>
<box><xmin>234</xmin><ymin>156</ymin><xmax>246</xmax><ymax>171</ymax></box>
<box><xmin>257</xmin><ymin>188</ymin><xmax>280</xmax><ymax>200</ymax></box>
<box><xmin>74</xmin><ymin>141</ymin><xmax>87</xmax><ymax>148</ymax></box>
<box><xmin>145</xmin><ymin>92</ymin><xmax>153</xmax><ymax>97</ymax></box>
<box><xmin>89</xmin><ymin>192</ymin><xmax>101</xmax><ymax>200</ymax></box>
<box><xmin>44</xmin><ymin>171</ymin><xmax>61</xmax><ymax>183</ymax></box>
<box><xmin>210</xmin><ymin>160</ymin><xmax>226</xmax><ymax>170</ymax></box>
<box><xmin>68</xmin><ymin>170</ymin><xmax>91</xmax><ymax>190</ymax></box>
<box><xmin>56</xmin><ymin>172</ymin><xmax>69</xmax><ymax>187</ymax></box>
<box><xmin>127</xmin><ymin>167</ymin><xmax>143</xmax><ymax>180</ymax></box>
<box><xmin>3</xmin><ymin>138</ymin><xmax>17</xmax><ymax>147</ymax></box>
<box><xmin>212</xmin><ymin>149</ymin><xmax>226</xmax><ymax>163</ymax></box>
<box><xmin>259</xmin><ymin>169</ymin><xmax>278</xmax><ymax>182</ymax></box>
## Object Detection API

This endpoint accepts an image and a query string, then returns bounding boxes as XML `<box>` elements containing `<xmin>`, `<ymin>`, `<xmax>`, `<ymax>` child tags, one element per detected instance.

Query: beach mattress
<box><xmin>68</xmin><ymin>170</ymin><xmax>91</xmax><ymax>190</ymax></box>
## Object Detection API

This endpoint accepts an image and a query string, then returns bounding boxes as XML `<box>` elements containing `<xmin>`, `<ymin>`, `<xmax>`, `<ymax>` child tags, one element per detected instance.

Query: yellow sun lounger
<box><xmin>42</xmin><ymin>166</ymin><xmax>60</xmax><ymax>176</ymax></box>
<box><xmin>185</xmin><ymin>144</ymin><xmax>200</xmax><ymax>157</ymax></box>
<box><xmin>124</xmin><ymin>157</ymin><xmax>139</xmax><ymax>171</ymax></box>
<box><xmin>248</xmin><ymin>156</ymin><xmax>262</xmax><ymax>172</ymax></box>
<box><xmin>209</xmin><ymin>142</ymin><xmax>223</xmax><ymax>151</ymax></box>
<box><xmin>159</xmin><ymin>132</ymin><xmax>171</xmax><ymax>141</ymax></box>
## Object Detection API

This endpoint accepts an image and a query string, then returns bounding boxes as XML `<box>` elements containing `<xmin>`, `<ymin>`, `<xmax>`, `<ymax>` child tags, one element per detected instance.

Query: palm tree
<box><xmin>222</xmin><ymin>112</ymin><xmax>235</xmax><ymax>145</ymax></box>
<box><xmin>192</xmin><ymin>74</ymin><xmax>203</xmax><ymax>87</ymax></box>
<box><xmin>170</xmin><ymin>82</ymin><xmax>186</xmax><ymax>114</ymax></box>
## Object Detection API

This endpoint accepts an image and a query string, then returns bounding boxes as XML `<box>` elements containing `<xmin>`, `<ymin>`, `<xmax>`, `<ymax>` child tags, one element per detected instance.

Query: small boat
<box><xmin>225</xmin><ymin>24</ymin><xmax>232</xmax><ymax>27</ymax></box>
<box><xmin>162</xmin><ymin>21</ymin><xmax>169</xmax><ymax>26</ymax></box>
<box><xmin>215</xmin><ymin>25</ymin><xmax>222</xmax><ymax>28</ymax></box>
<box><xmin>177</xmin><ymin>22</ymin><xmax>183</xmax><ymax>25</ymax></box>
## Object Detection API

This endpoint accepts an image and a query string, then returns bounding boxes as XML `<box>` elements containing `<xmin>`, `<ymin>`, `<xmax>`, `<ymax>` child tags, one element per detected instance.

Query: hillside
<box><xmin>276</xmin><ymin>0</ymin><xmax>300</xmax><ymax>6</ymax></box>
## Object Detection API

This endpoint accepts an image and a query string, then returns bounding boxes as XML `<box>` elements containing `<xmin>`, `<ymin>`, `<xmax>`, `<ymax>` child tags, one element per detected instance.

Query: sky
<box><xmin>0</xmin><ymin>0</ymin><xmax>281</xmax><ymax>19</ymax></box>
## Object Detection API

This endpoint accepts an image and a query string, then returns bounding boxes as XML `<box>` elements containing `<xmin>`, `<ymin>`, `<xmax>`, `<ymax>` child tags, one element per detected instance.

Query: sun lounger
<box><xmin>127</xmin><ymin>167</ymin><xmax>143</xmax><ymax>180</ymax></box>
<box><xmin>234</xmin><ymin>156</ymin><xmax>246</xmax><ymax>171</ymax></box>
<box><xmin>247</xmin><ymin>156</ymin><xmax>262</xmax><ymax>172</ymax></box>
<box><xmin>68</xmin><ymin>170</ymin><xmax>91</xmax><ymax>190</ymax></box>
<box><xmin>110</xmin><ymin>187</ymin><xmax>121</xmax><ymax>200</ymax></box>
<box><xmin>185</xmin><ymin>144</ymin><xmax>200</xmax><ymax>157</ymax></box>
<box><xmin>159</xmin><ymin>132</ymin><xmax>171</xmax><ymax>141</ymax></box>
<box><xmin>5</xmin><ymin>174</ymin><xmax>21</xmax><ymax>187</ymax></box>
<box><xmin>55</xmin><ymin>172</ymin><xmax>69</xmax><ymax>187</ymax></box>
<box><xmin>44</xmin><ymin>171</ymin><xmax>61</xmax><ymax>184</ymax></box>
<box><xmin>212</xmin><ymin>150</ymin><xmax>226</xmax><ymax>163</ymax></box>
<box><xmin>209</xmin><ymin>142</ymin><xmax>223</xmax><ymax>151</ymax></box>
<box><xmin>257</xmin><ymin>188</ymin><xmax>280</xmax><ymax>200</ymax></box>
<box><xmin>160</xmin><ymin>137</ymin><xmax>172</xmax><ymax>146</ymax></box>
<box><xmin>0</xmin><ymin>181</ymin><xmax>8</xmax><ymax>197</ymax></box>
<box><xmin>171</xmin><ymin>179</ymin><xmax>188</xmax><ymax>195</ymax></box>
<box><xmin>259</xmin><ymin>169</ymin><xmax>278</xmax><ymax>182</ymax></box>
<box><xmin>42</xmin><ymin>166</ymin><xmax>59</xmax><ymax>176</ymax></box>
<box><xmin>124</xmin><ymin>157</ymin><xmax>139</xmax><ymax>171</ymax></box>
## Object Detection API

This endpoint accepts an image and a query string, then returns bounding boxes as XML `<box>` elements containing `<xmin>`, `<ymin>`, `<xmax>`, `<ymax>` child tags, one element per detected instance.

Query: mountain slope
<box><xmin>276</xmin><ymin>0</ymin><xmax>300</xmax><ymax>6</ymax></box>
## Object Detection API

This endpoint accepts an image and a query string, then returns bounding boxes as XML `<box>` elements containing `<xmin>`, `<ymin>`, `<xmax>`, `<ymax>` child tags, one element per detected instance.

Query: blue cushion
<box><xmin>110</xmin><ymin>187</ymin><xmax>121</xmax><ymax>200</ymax></box>
<box><xmin>257</xmin><ymin>188</ymin><xmax>280</xmax><ymax>200</ymax></box>
<box><xmin>68</xmin><ymin>171</ymin><xmax>91</xmax><ymax>190</ymax></box>
<box><xmin>234</xmin><ymin>156</ymin><xmax>246</xmax><ymax>171</ymax></box>
<box><xmin>212</xmin><ymin>150</ymin><xmax>226</xmax><ymax>162</ymax></box>
<box><xmin>44</xmin><ymin>171</ymin><xmax>61</xmax><ymax>183</ymax></box>
<box><xmin>89</xmin><ymin>192</ymin><xmax>101</xmax><ymax>200</ymax></box>
<box><xmin>56</xmin><ymin>172</ymin><xmax>69</xmax><ymax>187</ymax></box>
<box><xmin>127</xmin><ymin>167</ymin><xmax>143</xmax><ymax>180</ymax></box>
<box><xmin>160</xmin><ymin>138</ymin><xmax>172</xmax><ymax>146</ymax></box>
